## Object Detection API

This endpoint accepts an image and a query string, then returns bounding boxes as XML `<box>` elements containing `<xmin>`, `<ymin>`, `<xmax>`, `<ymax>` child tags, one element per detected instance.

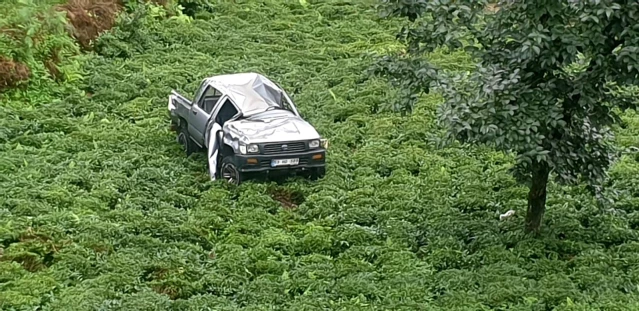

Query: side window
<box><xmin>215</xmin><ymin>99</ymin><xmax>239</xmax><ymax>127</ymax></box>
<box><xmin>192</xmin><ymin>81</ymin><xmax>207</xmax><ymax>103</ymax></box>
<box><xmin>197</xmin><ymin>86</ymin><xmax>221</xmax><ymax>114</ymax></box>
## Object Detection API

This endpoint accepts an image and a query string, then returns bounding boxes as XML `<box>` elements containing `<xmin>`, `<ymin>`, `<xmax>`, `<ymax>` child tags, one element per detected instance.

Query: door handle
<box><xmin>192</xmin><ymin>110</ymin><xmax>197</xmax><ymax>115</ymax></box>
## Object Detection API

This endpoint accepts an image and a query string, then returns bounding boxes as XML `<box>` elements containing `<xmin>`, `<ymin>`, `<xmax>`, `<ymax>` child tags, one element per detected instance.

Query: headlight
<box><xmin>309</xmin><ymin>139</ymin><xmax>320</xmax><ymax>148</ymax></box>
<box><xmin>239</xmin><ymin>144</ymin><xmax>258</xmax><ymax>154</ymax></box>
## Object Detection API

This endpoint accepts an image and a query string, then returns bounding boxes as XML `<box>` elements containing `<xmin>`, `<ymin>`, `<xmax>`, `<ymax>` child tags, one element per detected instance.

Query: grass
<box><xmin>1</xmin><ymin>0</ymin><xmax>639</xmax><ymax>310</ymax></box>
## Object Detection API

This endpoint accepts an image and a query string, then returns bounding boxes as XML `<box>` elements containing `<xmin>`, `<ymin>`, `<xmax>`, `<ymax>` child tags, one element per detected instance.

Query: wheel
<box><xmin>177</xmin><ymin>124</ymin><xmax>198</xmax><ymax>156</ymax></box>
<box><xmin>220</xmin><ymin>156</ymin><xmax>243</xmax><ymax>185</ymax></box>
<box><xmin>309</xmin><ymin>167</ymin><xmax>326</xmax><ymax>180</ymax></box>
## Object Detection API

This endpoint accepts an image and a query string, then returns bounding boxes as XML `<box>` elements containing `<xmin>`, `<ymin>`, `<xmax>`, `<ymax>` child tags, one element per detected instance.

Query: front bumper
<box><xmin>232</xmin><ymin>149</ymin><xmax>326</xmax><ymax>173</ymax></box>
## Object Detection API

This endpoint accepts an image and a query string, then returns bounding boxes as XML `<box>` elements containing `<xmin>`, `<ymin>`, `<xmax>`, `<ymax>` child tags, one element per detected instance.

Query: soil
<box><xmin>0</xmin><ymin>57</ymin><xmax>30</xmax><ymax>91</ymax></box>
<box><xmin>57</xmin><ymin>0</ymin><xmax>122</xmax><ymax>50</ymax></box>
<box><xmin>269</xmin><ymin>187</ymin><xmax>306</xmax><ymax>209</ymax></box>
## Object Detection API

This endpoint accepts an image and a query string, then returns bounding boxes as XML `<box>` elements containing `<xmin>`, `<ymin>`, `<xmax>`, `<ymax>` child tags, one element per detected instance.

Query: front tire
<box><xmin>220</xmin><ymin>156</ymin><xmax>243</xmax><ymax>185</ymax></box>
<box><xmin>309</xmin><ymin>167</ymin><xmax>326</xmax><ymax>180</ymax></box>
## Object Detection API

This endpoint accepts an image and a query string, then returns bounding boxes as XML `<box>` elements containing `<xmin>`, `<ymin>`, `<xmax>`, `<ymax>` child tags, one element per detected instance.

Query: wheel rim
<box><xmin>222</xmin><ymin>164</ymin><xmax>239</xmax><ymax>184</ymax></box>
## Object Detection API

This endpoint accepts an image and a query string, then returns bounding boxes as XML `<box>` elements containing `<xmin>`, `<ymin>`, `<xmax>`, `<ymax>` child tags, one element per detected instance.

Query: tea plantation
<box><xmin>2</xmin><ymin>1</ymin><xmax>639</xmax><ymax>310</ymax></box>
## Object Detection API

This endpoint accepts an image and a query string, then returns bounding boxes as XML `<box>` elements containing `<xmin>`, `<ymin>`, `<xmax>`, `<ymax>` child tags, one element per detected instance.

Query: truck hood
<box><xmin>226</xmin><ymin>113</ymin><xmax>320</xmax><ymax>144</ymax></box>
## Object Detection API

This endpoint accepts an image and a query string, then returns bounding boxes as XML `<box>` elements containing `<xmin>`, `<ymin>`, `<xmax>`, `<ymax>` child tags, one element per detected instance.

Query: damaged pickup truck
<box><xmin>168</xmin><ymin>72</ymin><xmax>327</xmax><ymax>184</ymax></box>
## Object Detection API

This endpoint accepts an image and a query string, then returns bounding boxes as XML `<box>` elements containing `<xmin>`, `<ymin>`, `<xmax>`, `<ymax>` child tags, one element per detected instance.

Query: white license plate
<box><xmin>271</xmin><ymin>158</ymin><xmax>299</xmax><ymax>167</ymax></box>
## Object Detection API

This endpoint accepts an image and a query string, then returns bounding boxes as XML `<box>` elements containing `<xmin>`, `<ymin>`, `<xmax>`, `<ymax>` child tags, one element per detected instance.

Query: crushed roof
<box><xmin>204</xmin><ymin>72</ymin><xmax>286</xmax><ymax>115</ymax></box>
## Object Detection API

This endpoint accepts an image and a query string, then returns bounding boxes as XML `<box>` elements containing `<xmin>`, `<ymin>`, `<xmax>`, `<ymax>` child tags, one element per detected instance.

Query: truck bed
<box><xmin>168</xmin><ymin>90</ymin><xmax>192</xmax><ymax>130</ymax></box>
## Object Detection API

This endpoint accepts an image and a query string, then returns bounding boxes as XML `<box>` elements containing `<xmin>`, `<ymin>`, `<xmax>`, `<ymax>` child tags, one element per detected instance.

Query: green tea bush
<box><xmin>1</xmin><ymin>0</ymin><xmax>639</xmax><ymax>310</ymax></box>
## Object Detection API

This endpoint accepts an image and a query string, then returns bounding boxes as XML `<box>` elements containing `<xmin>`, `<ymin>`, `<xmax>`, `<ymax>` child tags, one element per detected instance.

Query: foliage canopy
<box><xmin>372</xmin><ymin>0</ymin><xmax>639</xmax><ymax>232</ymax></box>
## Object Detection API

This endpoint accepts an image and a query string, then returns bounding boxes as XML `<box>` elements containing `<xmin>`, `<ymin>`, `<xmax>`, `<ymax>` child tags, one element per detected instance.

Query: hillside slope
<box><xmin>2</xmin><ymin>1</ymin><xmax>639</xmax><ymax>310</ymax></box>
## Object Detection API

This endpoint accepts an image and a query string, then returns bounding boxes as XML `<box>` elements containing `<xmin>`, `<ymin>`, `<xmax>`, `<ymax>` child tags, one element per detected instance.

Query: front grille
<box><xmin>262</xmin><ymin>141</ymin><xmax>306</xmax><ymax>154</ymax></box>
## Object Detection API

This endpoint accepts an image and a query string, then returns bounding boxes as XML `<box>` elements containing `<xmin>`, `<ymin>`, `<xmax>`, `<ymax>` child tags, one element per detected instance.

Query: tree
<box><xmin>371</xmin><ymin>0</ymin><xmax>639</xmax><ymax>233</ymax></box>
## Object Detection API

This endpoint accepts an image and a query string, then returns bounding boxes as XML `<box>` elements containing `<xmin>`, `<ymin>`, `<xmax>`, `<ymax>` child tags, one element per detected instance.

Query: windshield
<box><xmin>257</xmin><ymin>94</ymin><xmax>295</xmax><ymax>114</ymax></box>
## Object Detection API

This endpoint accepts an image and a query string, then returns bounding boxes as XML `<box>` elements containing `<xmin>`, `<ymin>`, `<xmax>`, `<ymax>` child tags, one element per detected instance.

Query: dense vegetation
<box><xmin>1</xmin><ymin>0</ymin><xmax>639</xmax><ymax>310</ymax></box>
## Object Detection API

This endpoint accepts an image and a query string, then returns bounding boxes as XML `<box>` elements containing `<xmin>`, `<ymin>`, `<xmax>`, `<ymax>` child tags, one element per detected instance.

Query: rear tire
<box><xmin>177</xmin><ymin>124</ymin><xmax>198</xmax><ymax>156</ymax></box>
<box><xmin>220</xmin><ymin>156</ymin><xmax>243</xmax><ymax>185</ymax></box>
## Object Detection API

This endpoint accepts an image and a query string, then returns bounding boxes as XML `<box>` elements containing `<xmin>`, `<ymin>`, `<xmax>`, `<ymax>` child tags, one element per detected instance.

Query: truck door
<box><xmin>189</xmin><ymin>85</ymin><xmax>222</xmax><ymax>144</ymax></box>
<box><xmin>206</xmin><ymin>96</ymin><xmax>240</xmax><ymax>180</ymax></box>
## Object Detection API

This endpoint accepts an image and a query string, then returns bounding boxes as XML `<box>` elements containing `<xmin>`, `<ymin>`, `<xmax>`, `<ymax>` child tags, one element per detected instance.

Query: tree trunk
<box><xmin>525</xmin><ymin>163</ymin><xmax>550</xmax><ymax>233</ymax></box>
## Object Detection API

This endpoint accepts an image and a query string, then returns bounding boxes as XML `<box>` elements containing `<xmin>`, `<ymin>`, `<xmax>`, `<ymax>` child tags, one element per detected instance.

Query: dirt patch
<box><xmin>142</xmin><ymin>266</ymin><xmax>181</xmax><ymax>299</ymax></box>
<box><xmin>0</xmin><ymin>228</ymin><xmax>67</xmax><ymax>272</ymax></box>
<box><xmin>0</xmin><ymin>25</ymin><xmax>22</xmax><ymax>41</ymax></box>
<box><xmin>1</xmin><ymin>252</ymin><xmax>44</xmax><ymax>272</ymax></box>
<box><xmin>142</xmin><ymin>266</ymin><xmax>169</xmax><ymax>282</ymax></box>
<box><xmin>56</xmin><ymin>0</ymin><xmax>172</xmax><ymax>50</ymax></box>
<box><xmin>151</xmin><ymin>283</ymin><xmax>180</xmax><ymax>299</ymax></box>
<box><xmin>269</xmin><ymin>187</ymin><xmax>306</xmax><ymax>209</ymax></box>
<box><xmin>486</xmin><ymin>2</ymin><xmax>500</xmax><ymax>13</ymax></box>
<box><xmin>57</xmin><ymin>0</ymin><xmax>122</xmax><ymax>50</ymax></box>
<box><xmin>19</xmin><ymin>227</ymin><xmax>52</xmax><ymax>243</ymax></box>
<box><xmin>0</xmin><ymin>57</ymin><xmax>30</xmax><ymax>91</ymax></box>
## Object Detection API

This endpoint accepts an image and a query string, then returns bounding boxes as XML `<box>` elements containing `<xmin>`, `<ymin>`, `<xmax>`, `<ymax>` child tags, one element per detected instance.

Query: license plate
<box><xmin>271</xmin><ymin>158</ymin><xmax>299</xmax><ymax>167</ymax></box>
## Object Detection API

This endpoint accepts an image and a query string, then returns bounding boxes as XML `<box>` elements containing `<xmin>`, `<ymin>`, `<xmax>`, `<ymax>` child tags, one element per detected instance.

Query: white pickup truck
<box><xmin>168</xmin><ymin>72</ymin><xmax>327</xmax><ymax>184</ymax></box>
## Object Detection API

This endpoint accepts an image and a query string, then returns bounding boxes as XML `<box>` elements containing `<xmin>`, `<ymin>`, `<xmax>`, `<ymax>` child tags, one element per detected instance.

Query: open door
<box><xmin>207</xmin><ymin>123</ymin><xmax>222</xmax><ymax>180</ymax></box>
<box><xmin>207</xmin><ymin>97</ymin><xmax>241</xmax><ymax>180</ymax></box>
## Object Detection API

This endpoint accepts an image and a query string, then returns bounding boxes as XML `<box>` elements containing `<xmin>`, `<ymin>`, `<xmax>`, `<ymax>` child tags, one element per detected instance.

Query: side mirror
<box><xmin>320</xmin><ymin>139</ymin><xmax>329</xmax><ymax>149</ymax></box>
